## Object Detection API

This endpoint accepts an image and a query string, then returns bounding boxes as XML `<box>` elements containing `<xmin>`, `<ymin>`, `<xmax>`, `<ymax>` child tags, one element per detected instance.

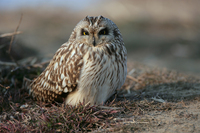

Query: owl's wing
<box><xmin>30</xmin><ymin>42</ymin><xmax>85</xmax><ymax>102</ymax></box>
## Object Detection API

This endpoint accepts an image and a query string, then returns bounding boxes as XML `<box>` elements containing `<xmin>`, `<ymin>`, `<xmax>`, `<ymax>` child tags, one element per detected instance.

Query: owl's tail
<box><xmin>22</xmin><ymin>77</ymin><xmax>32</xmax><ymax>94</ymax></box>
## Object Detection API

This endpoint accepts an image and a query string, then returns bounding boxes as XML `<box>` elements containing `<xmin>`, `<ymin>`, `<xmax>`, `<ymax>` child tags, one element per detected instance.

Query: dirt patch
<box><xmin>99</xmin><ymin>100</ymin><xmax>200</xmax><ymax>133</ymax></box>
<box><xmin>95</xmin><ymin>62</ymin><xmax>200</xmax><ymax>132</ymax></box>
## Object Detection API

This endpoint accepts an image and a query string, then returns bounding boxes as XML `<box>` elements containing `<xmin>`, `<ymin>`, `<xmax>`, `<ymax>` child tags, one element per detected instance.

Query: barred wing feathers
<box><xmin>29</xmin><ymin>42</ymin><xmax>85</xmax><ymax>102</ymax></box>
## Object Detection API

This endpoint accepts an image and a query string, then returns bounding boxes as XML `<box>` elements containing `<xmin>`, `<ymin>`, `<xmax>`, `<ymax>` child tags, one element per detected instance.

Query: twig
<box><xmin>9</xmin><ymin>103</ymin><xmax>16</xmax><ymax>111</ymax></box>
<box><xmin>126</xmin><ymin>75</ymin><xmax>139</xmax><ymax>82</ymax></box>
<box><xmin>0</xmin><ymin>61</ymin><xmax>17</xmax><ymax>66</ymax></box>
<box><xmin>0</xmin><ymin>84</ymin><xmax>10</xmax><ymax>89</ymax></box>
<box><xmin>123</xmin><ymin>119</ymin><xmax>149</xmax><ymax>124</ymax></box>
<box><xmin>128</xmin><ymin>68</ymin><xmax>135</xmax><ymax>75</ymax></box>
<box><xmin>8</xmin><ymin>14</ymin><xmax>23</xmax><ymax>66</ymax></box>
<box><xmin>151</xmin><ymin>97</ymin><xmax>166</xmax><ymax>103</ymax></box>
<box><xmin>32</xmin><ymin>60</ymin><xmax>50</xmax><ymax>67</ymax></box>
<box><xmin>0</xmin><ymin>31</ymin><xmax>23</xmax><ymax>38</ymax></box>
<box><xmin>62</xmin><ymin>114</ymin><xmax>68</xmax><ymax>121</ymax></box>
<box><xmin>98</xmin><ymin>106</ymin><xmax>122</xmax><ymax>110</ymax></box>
<box><xmin>113</xmin><ymin>117</ymin><xmax>149</xmax><ymax>124</ymax></box>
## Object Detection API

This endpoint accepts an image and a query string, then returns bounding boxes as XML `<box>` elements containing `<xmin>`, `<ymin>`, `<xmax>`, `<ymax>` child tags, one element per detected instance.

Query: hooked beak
<box><xmin>92</xmin><ymin>36</ymin><xmax>96</xmax><ymax>46</ymax></box>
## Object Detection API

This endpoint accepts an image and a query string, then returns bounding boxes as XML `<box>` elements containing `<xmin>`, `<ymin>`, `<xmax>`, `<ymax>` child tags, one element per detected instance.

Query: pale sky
<box><xmin>0</xmin><ymin>0</ymin><xmax>96</xmax><ymax>11</ymax></box>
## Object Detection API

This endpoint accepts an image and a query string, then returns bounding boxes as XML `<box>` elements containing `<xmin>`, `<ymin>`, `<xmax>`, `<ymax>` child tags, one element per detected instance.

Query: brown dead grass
<box><xmin>1</xmin><ymin>59</ymin><xmax>200</xmax><ymax>132</ymax></box>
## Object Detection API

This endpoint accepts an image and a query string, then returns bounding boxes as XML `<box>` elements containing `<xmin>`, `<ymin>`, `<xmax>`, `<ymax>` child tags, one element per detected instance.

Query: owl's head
<box><xmin>69</xmin><ymin>15</ymin><xmax>122</xmax><ymax>47</ymax></box>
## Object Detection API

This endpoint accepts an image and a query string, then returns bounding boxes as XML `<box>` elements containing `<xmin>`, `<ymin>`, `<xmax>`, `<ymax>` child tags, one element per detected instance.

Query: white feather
<box><xmin>70</xmin><ymin>50</ymin><xmax>76</xmax><ymax>58</ymax></box>
<box><xmin>64</xmin><ymin>87</ymin><xmax>68</xmax><ymax>93</ymax></box>
<box><xmin>61</xmin><ymin>73</ymin><xmax>65</xmax><ymax>80</ymax></box>
<box><xmin>54</xmin><ymin>62</ymin><xmax>58</xmax><ymax>70</ymax></box>
<box><xmin>48</xmin><ymin>74</ymin><xmax>51</xmax><ymax>80</ymax></box>
<box><xmin>62</xmin><ymin>80</ymin><xmax>66</xmax><ymax>87</ymax></box>
<box><xmin>45</xmin><ymin>70</ymin><xmax>49</xmax><ymax>77</ymax></box>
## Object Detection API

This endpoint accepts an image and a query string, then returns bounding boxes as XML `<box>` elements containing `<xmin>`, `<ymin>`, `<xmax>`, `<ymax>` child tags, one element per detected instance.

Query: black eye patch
<box><xmin>81</xmin><ymin>29</ymin><xmax>89</xmax><ymax>36</ymax></box>
<box><xmin>99</xmin><ymin>28</ymin><xmax>109</xmax><ymax>35</ymax></box>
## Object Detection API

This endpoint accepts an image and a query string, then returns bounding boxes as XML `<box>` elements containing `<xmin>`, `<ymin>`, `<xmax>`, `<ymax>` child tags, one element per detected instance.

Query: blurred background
<box><xmin>0</xmin><ymin>0</ymin><xmax>200</xmax><ymax>75</ymax></box>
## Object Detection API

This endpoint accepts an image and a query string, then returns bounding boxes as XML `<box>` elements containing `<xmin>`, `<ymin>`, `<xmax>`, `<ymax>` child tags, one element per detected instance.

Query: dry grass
<box><xmin>1</xmin><ymin>59</ymin><xmax>200</xmax><ymax>132</ymax></box>
<box><xmin>0</xmin><ymin>102</ymin><xmax>120</xmax><ymax>132</ymax></box>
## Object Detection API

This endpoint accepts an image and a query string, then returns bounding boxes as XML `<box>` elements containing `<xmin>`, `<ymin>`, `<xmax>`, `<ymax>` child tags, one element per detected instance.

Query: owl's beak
<box><xmin>92</xmin><ymin>36</ymin><xmax>96</xmax><ymax>46</ymax></box>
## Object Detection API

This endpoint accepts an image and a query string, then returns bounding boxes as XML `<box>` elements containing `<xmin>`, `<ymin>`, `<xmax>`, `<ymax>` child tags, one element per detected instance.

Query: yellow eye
<box><xmin>99</xmin><ymin>28</ymin><xmax>108</xmax><ymax>35</ymax></box>
<box><xmin>81</xmin><ymin>29</ymin><xmax>89</xmax><ymax>35</ymax></box>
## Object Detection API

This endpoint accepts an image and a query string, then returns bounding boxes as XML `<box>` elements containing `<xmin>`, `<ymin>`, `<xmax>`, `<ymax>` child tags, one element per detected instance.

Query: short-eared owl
<box><xmin>28</xmin><ymin>15</ymin><xmax>127</xmax><ymax>106</ymax></box>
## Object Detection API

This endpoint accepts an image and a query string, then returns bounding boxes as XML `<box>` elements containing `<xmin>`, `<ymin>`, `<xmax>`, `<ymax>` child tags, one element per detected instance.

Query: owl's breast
<box><xmin>76</xmin><ymin>48</ymin><xmax>127</xmax><ymax>104</ymax></box>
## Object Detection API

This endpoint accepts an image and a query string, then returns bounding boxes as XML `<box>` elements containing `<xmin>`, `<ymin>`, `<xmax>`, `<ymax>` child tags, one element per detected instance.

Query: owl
<box><xmin>28</xmin><ymin>15</ymin><xmax>127</xmax><ymax>106</ymax></box>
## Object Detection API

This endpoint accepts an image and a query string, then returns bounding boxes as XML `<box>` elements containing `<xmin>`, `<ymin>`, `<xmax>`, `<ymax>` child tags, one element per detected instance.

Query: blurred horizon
<box><xmin>0</xmin><ymin>0</ymin><xmax>95</xmax><ymax>11</ymax></box>
<box><xmin>0</xmin><ymin>0</ymin><xmax>200</xmax><ymax>75</ymax></box>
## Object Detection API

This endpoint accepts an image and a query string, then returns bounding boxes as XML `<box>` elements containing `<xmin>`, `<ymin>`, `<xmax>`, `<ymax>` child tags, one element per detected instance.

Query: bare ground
<box><xmin>93</xmin><ymin>61</ymin><xmax>200</xmax><ymax>133</ymax></box>
<box><xmin>96</xmin><ymin>100</ymin><xmax>200</xmax><ymax>133</ymax></box>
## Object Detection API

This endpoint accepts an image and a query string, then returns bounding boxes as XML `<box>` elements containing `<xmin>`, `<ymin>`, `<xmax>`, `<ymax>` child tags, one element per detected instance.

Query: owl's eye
<box><xmin>99</xmin><ymin>28</ymin><xmax>109</xmax><ymax>35</ymax></box>
<box><xmin>81</xmin><ymin>29</ymin><xmax>89</xmax><ymax>36</ymax></box>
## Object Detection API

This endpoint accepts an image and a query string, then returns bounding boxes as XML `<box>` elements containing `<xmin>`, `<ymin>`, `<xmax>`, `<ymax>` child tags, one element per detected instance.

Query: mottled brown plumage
<box><xmin>28</xmin><ymin>15</ymin><xmax>127</xmax><ymax>106</ymax></box>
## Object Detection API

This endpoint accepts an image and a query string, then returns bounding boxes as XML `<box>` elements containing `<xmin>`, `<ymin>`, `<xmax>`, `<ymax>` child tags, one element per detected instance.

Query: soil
<box><xmin>94</xmin><ymin>62</ymin><xmax>200</xmax><ymax>133</ymax></box>
<box><xmin>99</xmin><ymin>100</ymin><xmax>200</xmax><ymax>133</ymax></box>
